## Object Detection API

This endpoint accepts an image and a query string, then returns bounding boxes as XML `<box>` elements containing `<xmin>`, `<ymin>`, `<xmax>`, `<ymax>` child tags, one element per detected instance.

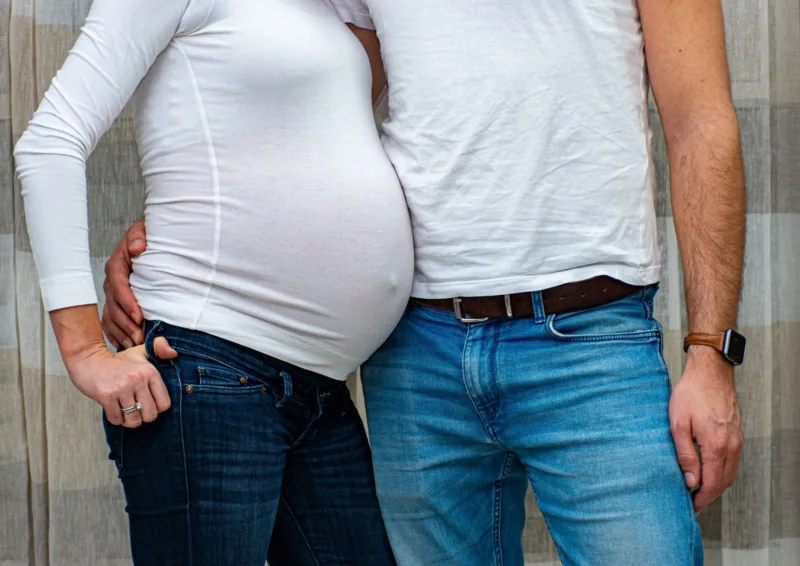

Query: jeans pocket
<box><xmin>186</xmin><ymin>360</ymin><xmax>276</xmax><ymax>397</ymax></box>
<box><xmin>102</xmin><ymin>411</ymin><xmax>124</xmax><ymax>473</ymax></box>
<box><xmin>544</xmin><ymin>290</ymin><xmax>661</xmax><ymax>343</ymax></box>
<box><xmin>196</xmin><ymin>363</ymin><xmax>269</xmax><ymax>392</ymax></box>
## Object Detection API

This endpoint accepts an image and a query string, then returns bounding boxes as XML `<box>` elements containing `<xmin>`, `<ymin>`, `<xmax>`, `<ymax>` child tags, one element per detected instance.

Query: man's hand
<box><xmin>670</xmin><ymin>346</ymin><xmax>743</xmax><ymax>513</ymax></box>
<box><xmin>103</xmin><ymin>219</ymin><xmax>147</xmax><ymax>349</ymax></box>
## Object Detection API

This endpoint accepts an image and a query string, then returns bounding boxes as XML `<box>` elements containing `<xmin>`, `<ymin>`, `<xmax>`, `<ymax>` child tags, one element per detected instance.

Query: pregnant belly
<box><xmin>132</xmin><ymin>177</ymin><xmax>414</xmax><ymax>375</ymax></box>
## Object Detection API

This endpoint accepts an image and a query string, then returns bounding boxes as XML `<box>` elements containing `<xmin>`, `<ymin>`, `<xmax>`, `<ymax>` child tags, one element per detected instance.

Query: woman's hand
<box><xmin>51</xmin><ymin>305</ymin><xmax>177</xmax><ymax>428</ymax></box>
<box><xmin>66</xmin><ymin>338</ymin><xmax>177</xmax><ymax>427</ymax></box>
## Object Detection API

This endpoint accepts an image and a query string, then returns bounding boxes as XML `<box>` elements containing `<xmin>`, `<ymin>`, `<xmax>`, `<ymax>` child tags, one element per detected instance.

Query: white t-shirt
<box><xmin>15</xmin><ymin>0</ymin><xmax>414</xmax><ymax>379</ymax></box>
<box><xmin>331</xmin><ymin>0</ymin><xmax>662</xmax><ymax>299</ymax></box>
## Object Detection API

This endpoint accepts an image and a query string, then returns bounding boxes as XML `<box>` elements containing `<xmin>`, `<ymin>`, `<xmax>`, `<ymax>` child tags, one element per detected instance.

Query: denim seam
<box><xmin>143</xmin><ymin>321</ymin><xmax>162</xmax><ymax>359</ymax></box>
<box><xmin>460</xmin><ymin>325</ymin><xmax>503</xmax><ymax>446</ymax></box>
<box><xmin>291</xmin><ymin>399</ymin><xmax>324</xmax><ymax>448</ymax></box>
<box><xmin>640</xmin><ymin>288</ymin><xmax>652</xmax><ymax>320</ymax></box>
<box><xmin>493</xmin><ymin>453</ymin><xmax>515</xmax><ymax>566</ymax></box>
<box><xmin>172</xmin><ymin>359</ymin><xmax>193</xmax><ymax>565</ymax></box>
<box><xmin>278</xmin><ymin>496</ymin><xmax>322</xmax><ymax>566</ymax></box>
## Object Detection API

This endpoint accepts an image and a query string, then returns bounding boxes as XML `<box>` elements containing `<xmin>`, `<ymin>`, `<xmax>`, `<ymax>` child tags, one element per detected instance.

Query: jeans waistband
<box><xmin>143</xmin><ymin>320</ymin><xmax>344</xmax><ymax>389</ymax></box>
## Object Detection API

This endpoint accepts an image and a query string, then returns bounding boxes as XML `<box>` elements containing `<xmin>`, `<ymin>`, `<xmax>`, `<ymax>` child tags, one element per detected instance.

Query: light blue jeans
<box><xmin>361</xmin><ymin>285</ymin><xmax>702</xmax><ymax>566</ymax></box>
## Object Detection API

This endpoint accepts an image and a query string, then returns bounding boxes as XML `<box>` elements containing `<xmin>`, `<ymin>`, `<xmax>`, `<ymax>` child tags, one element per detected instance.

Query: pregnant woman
<box><xmin>14</xmin><ymin>0</ymin><xmax>412</xmax><ymax>564</ymax></box>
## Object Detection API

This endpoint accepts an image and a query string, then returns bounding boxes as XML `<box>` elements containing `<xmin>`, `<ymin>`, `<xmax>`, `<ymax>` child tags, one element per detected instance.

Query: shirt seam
<box><xmin>174</xmin><ymin>41</ymin><xmax>221</xmax><ymax>329</ymax></box>
<box><xmin>180</xmin><ymin>0</ymin><xmax>216</xmax><ymax>36</ymax></box>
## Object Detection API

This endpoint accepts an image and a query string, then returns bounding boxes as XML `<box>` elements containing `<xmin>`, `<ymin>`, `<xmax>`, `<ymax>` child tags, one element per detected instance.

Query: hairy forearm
<box><xmin>668</xmin><ymin>111</ymin><xmax>746</xmax><ymax>333</ymax></box>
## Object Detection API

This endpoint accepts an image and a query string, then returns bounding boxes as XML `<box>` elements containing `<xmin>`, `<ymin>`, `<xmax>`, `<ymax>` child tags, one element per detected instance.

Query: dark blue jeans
<box><xmin>102</xmin><ymin>321</ymin><xmax>395</xmax><ymax>565</ymax></box>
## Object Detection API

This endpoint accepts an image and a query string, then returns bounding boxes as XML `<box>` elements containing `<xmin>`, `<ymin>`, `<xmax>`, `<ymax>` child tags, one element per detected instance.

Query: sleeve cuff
<box><xmin>337</xmin><ymin>10</ymin><xmax>375</xmax><ymax>30</ymax></box>
<box><xmin>40</xmin><ymin>273</ymin><xmax>99</xmax><ymax>312</ymax></box>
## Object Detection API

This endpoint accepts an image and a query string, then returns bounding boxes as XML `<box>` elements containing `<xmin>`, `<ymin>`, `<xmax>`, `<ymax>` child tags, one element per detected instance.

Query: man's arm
<box><xmin>347</xmin><ymin>25</ymin><xmax>387</xmax><ymax>105</ymax></box>
<box><xmin>638</xmin><ymin>0</ymin><xmax>745</xmax><ymax>512</ymax></box>
<box><xmin>640</xmin><ymin>0</ymin><xmax>745</xmax><ymax>332</ymax></box>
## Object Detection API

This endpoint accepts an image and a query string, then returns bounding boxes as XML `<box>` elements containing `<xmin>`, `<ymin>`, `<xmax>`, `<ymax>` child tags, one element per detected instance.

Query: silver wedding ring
<box><xmin>121</xmin><ymin>402</ymin><xmax>142</xmax><ymax>414</ymax></box>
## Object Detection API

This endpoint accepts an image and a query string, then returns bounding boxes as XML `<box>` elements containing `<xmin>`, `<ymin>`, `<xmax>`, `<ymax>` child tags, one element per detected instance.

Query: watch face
<box><xmin>724</xmin><ymin>330</ymin><xmax>746</xmax><ymax>366</ymax></box>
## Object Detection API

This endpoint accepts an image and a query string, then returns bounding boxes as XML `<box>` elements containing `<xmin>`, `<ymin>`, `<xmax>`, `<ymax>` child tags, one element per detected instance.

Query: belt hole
<box><xmin>580</xmin><ymin>293</ymin><xmax>586</xmax><ymax>298</ymax></box>
<box><xmin>559</xmin><ymin>295</ymin><xmax>565</xmax><ymax>300</ymax></box>
<box><xmin>602</xmin><ymin>288</ymin><xmax>607</xmax><ymax>293</ymax></box>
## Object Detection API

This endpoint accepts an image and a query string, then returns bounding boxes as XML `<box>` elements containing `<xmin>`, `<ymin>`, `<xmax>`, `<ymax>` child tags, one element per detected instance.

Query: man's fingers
<box><xmin>103</xmin><ymin>298</ymin><xmax>142</xmax><ymax>346</ymax></box>
<box><xmin>671</xmin><ymin>419</ymin><xmax>701</xmax><ymax>491</ymax></box>
<box><xmin>693</xmin><ymin>452</ymin><xmax>725</xmax><ymax>513</ymax></box>
<box><xmin>153</xmin><ymin>336</ymin><xmax>178</xmax><ymax>360</ymax></box>
<box><xmin>104</xmin><ymin>316</ymin><xmax>133</xmax><ymax>350</ymax></box>
<box><xmin>126</xmin><ymin>219</ymin><xmax>147</xmax><ymax>257</ymax></box>
<box><xmin>106</xmin><ymin>258</ymin><xmax>144</xmax><ymax>327</ymax></box>
<box><xmin>722</xmin><ymin>432</ymin><xmax>743</xmax><ymax>489</ymax></box>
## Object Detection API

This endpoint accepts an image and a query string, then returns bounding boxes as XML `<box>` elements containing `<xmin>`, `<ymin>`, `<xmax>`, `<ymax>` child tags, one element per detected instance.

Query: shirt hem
<box><xmin>334</xmin><ymin>9</ymin><xmax>374</xmax><ymax>30</ymax></box>
<box><xmin>410</xmin><ymin>265</ymin><xmax>663</xmax><ymax>299</ymax></box>
<box><xmin>139</xmin><ymin>299</ymin><xmax>357</xmax><ymax>381</ymax></box>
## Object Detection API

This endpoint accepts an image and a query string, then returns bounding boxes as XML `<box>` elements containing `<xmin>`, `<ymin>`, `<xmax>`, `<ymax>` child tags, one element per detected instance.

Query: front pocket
<box><xmin>193</xmin><ymin>364</ymin><xmax>273</xmax><ymax>395</ymax></box>
<box><xmin>543</xmin><ymin>293</ymin><xmax>661</xmax><ymax>343</ymax></box>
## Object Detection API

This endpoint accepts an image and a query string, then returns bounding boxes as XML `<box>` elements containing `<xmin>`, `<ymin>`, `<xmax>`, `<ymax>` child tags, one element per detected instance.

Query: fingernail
<box><xmin>131</xmin><ymin>312</ymin><xmax>142</xmax><ymax>324</ymax></box>
<box><xmin>685</xmin><ymin>472</ymin><xmax>697</xmax><ymax>486</ymax></box>
<box><xmin>122</xmin><ymin>339</ymin><xmax>134</xmax><ymax>349</ymax></box>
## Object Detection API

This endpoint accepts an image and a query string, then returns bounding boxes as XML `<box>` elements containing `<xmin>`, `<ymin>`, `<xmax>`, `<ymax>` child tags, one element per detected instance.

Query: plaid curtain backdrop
<box><xmin>2</xmin><ymin>0</ymin><xmax>799</xmax><ymax>564</ymax></box>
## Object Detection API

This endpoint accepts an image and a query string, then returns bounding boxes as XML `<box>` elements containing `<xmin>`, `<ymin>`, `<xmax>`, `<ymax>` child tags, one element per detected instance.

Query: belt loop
<box><xmin>276</xmin><ymin>371</ymin><xmax>293</xmax><ymax>407</ymax></box>
<box><xmin>531</xmin><ymin>291</ymin><xmax>546</xmax><ymax>323</ymax></box>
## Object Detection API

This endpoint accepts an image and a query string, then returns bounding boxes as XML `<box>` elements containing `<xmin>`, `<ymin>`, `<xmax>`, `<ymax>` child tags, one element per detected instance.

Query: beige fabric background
<box><xmin>2</xmin><ymin>0</ymin><xmax>799</xmax><ymax>564</ymax></box>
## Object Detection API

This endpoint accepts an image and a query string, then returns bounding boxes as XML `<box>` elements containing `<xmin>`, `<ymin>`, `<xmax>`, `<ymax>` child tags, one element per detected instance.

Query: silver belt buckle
<box><xmin>453</xmin><ymin>298</ymin><xmax>490</xmax><ymax>323</ymax></box>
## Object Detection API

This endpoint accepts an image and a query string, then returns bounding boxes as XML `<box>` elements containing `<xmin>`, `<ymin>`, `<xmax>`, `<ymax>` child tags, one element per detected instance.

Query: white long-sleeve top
<box><xmin>14</xmin><ymin>0</ymin><xmax>414</xmax><ymax>379</ymax></box>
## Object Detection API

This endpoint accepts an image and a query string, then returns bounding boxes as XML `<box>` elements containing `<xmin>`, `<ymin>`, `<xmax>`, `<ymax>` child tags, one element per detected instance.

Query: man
<box><xmin>103</xmin><ymin>0</ymin><xmax>745</xmax><ymax>564</ymax></box>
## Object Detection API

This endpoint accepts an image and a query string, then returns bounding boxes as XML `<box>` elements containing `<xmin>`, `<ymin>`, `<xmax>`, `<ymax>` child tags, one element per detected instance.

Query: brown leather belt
<box><xmin>411</xmin><ymin>276</ymin><xmax>643</xmax><ymax>321</ymax></box>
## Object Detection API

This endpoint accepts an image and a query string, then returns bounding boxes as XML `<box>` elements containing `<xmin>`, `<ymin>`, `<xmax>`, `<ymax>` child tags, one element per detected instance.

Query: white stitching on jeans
<box><xmin>545</xmin><ymin>314</ymin><xmax>660</xmax><ymax>342</ymax></box>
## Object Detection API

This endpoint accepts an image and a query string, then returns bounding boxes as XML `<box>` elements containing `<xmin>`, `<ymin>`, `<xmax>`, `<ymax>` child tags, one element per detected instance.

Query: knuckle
<box><xmin>97</xmin><ymin>389</ymin><xmax>115</xmax><ymax>405</ymax></box>
<box><xmin>670</xmin><ymin>419</ymin><xmax>689</xmax><ymax>433</ymax></box>
<box><xmin>124</xmin><ymin>370</ymin><xmax>146</xmax><ymax>386</ymax></box>
<box><xmin>712</xmin><ymin>442</ymin><xmax>728</xmax><ymax>455</ymax></box>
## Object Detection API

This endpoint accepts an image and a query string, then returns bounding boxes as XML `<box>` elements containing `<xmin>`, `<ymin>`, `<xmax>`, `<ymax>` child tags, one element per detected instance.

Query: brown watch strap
<box><xmin>683</xmin><ymin>332</ymin><xmax>726</xmax><ymax>353</ymax></box>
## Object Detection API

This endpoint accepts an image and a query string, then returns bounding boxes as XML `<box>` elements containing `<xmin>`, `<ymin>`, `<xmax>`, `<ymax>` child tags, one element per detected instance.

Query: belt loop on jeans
<box><xmin>531</xmin><ymin>291</ymin><xmax>546</xmax><ymax>323</ymax></box>
<box><xmin>276</xmin><ymin>371</ymin><xmax>293</xmax><ymax>408</ymax></box>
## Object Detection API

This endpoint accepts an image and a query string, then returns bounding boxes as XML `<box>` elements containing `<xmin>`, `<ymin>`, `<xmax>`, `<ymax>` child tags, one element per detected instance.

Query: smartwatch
<box><xmin>683</xmin><ymin>329</ymin><xmax>746</xmax><ymax>366</ymax></box>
